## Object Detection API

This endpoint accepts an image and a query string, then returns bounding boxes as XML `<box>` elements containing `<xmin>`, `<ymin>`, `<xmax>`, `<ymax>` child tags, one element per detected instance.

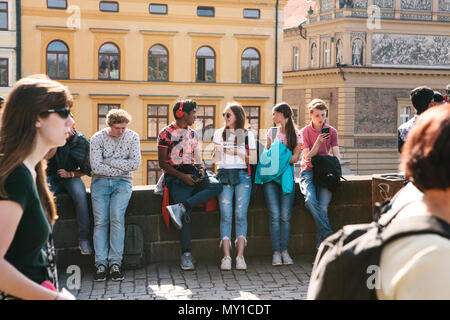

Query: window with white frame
<box><xmin>293</xmin><ymin>46</ymin><xmax>299</xmax><ymax>71</ymax></box>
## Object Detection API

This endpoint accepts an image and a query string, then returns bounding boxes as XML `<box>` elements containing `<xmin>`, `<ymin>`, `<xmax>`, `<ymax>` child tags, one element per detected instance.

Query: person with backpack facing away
<box><xmin>376</xmin><ymin>102</ymin><xmax>450</xmax><ymax>299</ymax></box>
<box><xmin>213</xmin><ymin>103</ymin><xmax>257</xmax><ymax>271</ymax></box>
<box><xmin>258</xmin><ymin>103</ymin><xmax>302</xmax><ymax>266</ymax></box>
<box><xmin>299</xmin><ymin>99</ymin><xmax>340</xmax><ymax>250</ymax></box>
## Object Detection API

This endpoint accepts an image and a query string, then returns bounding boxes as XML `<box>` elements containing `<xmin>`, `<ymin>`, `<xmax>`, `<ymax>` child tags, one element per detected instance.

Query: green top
<box><xmin>2</xmin><ymin>164</ymin><xmax>51</xmax><ymax>284</ymax></box>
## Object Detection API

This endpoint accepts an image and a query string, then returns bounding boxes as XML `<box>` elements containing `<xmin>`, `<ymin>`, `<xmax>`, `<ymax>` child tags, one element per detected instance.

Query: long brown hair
<box><xmin>0</xmin><ymin>74</ymin><xmax>73</xmax><ymax>224</ymax></box>
<box><xmin>273</xmin><ymin>102</ymin><xmax>298</xmax><ymax>152</ymax></box>
<box><xmin>222</xmin><ymin>102</ymin><xmax>247</xmax><ymax>145</ymax></box>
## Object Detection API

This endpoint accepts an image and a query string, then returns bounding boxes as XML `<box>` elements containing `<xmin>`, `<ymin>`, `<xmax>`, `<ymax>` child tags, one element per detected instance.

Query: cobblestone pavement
<box><xmin>60</xmin><ymin>254</ymin><xmax>314</xmax><ymax>300</ymax></box>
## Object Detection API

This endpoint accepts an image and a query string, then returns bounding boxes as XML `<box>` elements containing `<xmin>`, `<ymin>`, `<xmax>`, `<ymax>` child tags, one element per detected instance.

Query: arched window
<box><xmin>47</xmin><ymin>40</ymin><xmax>69</xmax><ymax>79</ymax></box>
<box><xmin>148</xmin><ymin>44</ymin><xmax>168</xmax><ymax>81</ymax></box>
<box><xmin>241</xmin><ymin>48</ymin><xmax>260</xmax><ymax>83</ymax></box>
<box><xmin>196</xmin><ymin>46</ymin><xmax>215</xmax><ymax>82</ymax></box>
<box><xmin>98</xmin><ymin>42</ymin><xmax>120</xmax><ymax>80</ymax></box>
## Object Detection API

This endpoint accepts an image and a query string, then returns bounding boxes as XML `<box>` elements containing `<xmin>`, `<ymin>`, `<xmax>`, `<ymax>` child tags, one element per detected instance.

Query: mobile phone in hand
<box><xmin>321</xmin><ymin>127</ymin><xmax>330</xmax><ymax>139</ymax></box>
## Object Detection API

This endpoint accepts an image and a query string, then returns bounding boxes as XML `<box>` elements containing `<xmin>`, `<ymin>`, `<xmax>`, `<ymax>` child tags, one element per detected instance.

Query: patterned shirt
<box><xmin>398</xmin><ymin>115</ymin><xmax>418</xmax><ymax>150</ymax></box>
<box><xmin>157</xmin><ymin>122</ymin><xmax>200</xmax><ymax>168</ymax></box>
<box><xmin>90</xmin><ymin>128</ymin><xmax>141</xmax><ymax>180</ymax></box>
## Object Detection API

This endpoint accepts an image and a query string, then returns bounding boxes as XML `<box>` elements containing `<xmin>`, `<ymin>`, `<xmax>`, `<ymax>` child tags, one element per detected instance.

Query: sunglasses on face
<box><xmin>223</xmin><ymin>112</ymin><xmax>232</xmax><ymax>119</ymax></box>
<box><xmin>43</xmin><ymin>107</ymin><xmax>71</xmax><ymax>119</ymax></box>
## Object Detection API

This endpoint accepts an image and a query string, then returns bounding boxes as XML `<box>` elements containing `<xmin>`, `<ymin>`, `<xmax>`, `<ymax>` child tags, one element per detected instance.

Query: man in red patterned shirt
<box><xmin>158</xmin><ymin>100</ymin><xmax>222</xmax><ymax>270</ymax></box>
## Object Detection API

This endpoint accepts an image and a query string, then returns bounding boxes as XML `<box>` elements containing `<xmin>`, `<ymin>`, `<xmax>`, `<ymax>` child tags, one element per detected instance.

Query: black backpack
<box><xmin>123</xmin><ymin>224</ymin><xmax>146</xmax><ymax>270</ymax></box>
<box><xmin>307</xmin><ymin>200</ymin><xmax>450</xmax><ymax>300</ymax></box>
<box><xmin>311</xmin><ymin>155</ymin><xmax>344</xmax><ymax>192</ymax></box>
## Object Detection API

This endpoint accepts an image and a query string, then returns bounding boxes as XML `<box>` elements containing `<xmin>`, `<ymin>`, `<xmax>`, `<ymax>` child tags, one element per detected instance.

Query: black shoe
<box><xmin>109</xmin><ymin>264</ymin><xmax>124</xmax><ymax>281</ymax></box>
<box><xmin>94</xmin><ymin>264</ymin><xmax>107</xmax><ymax>282</ymax></box>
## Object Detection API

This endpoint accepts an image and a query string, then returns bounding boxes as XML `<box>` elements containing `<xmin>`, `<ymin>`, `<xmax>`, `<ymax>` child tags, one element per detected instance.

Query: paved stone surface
<box><xmin>59</xmin><ymin>254</ymin><xmax>314</xmax><ymax>300</ymax></box>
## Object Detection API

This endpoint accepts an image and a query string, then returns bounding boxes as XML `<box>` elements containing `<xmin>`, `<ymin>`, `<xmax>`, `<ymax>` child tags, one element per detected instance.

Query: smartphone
<box><xmin>321</xmin><ymin>127</ymin><xmax>330</xmax><ymax>135</ymax></box>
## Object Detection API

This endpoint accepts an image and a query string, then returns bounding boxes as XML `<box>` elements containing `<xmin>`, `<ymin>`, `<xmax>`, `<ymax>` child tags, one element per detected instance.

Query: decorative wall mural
<box><xmin>354</xmin><ymin>0</ymin><xmax>368</xmax><ymax>8</ymax></box>
<box><xmin>439</xmin><ymin>0</ymin><xmax>450</xmax><ymax>12</ymax></box>
<box><xmin>321</xmin><ymin>0</ymin><xmax>333</xmax><ymax>12</ymax></box>
<box><xmin>372</xmin><ymin>33</ymin><xmax>450</xmax><ymax>68</ymax></box>
<box><xmin>400</xmin><ymin>0</ymin><xmax>432</xmax><ymax>11</ymax></box>
<box><xmin>373</xmin><ymin>0</ymin><xmax>394</xmax><ymax>9</ymax></box>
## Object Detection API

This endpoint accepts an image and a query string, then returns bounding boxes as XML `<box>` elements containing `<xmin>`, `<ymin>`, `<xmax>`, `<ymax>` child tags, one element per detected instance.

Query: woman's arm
<box><xmin>0</xmin><ymin>201</ymin><xmax>73</xmax><ymax>300</ymax></box>
<box><xmin>290</xmin><ymin>143</ymin><xmax>302</xmax><ymax>164</ymax></box>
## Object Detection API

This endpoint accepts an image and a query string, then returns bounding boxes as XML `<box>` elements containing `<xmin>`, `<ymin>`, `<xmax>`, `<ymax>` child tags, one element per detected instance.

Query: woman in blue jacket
<box><xmin>262</xmin><ymin>103</ymin><xmax>302</xmax><ymax>266</ymax></box>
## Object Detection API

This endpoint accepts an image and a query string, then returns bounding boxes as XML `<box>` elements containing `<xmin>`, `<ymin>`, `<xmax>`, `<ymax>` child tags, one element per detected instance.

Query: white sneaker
<box><xmin>281</xmin><ymin>250</ymin><xmax>294</xmax><ymax>265</ymax></box>
<box><xmin>272</xmin><ymin>252</ymin><xmax>282</xmax><ymax>266</ymax></box>
<box><xmin>166</xmin><ymin>203</ymin><xmax>186</xmax><ymax>229</ymax></box>
<box><xmin>236</xmin><ymin>256</ymin><xmax>247</xmax><ymax>271</ymax></box>
<box><xmin>220</xmin><ymin>256</ymin><xmax>232</xmax><ymax>271</ymax></box>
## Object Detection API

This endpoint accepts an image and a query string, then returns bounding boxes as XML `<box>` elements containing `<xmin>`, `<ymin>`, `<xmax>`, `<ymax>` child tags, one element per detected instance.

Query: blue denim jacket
<box><xmin>254</xmin><ymin>141</ymin><xmax>294</xmax><ymax>194</ymax></box>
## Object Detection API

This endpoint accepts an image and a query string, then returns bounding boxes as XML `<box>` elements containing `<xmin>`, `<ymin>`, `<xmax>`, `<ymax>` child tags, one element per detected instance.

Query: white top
<box><xmin>213</xmin><ymin>128</ymin><xmax>256</xmax><ymax>169</ymax></box>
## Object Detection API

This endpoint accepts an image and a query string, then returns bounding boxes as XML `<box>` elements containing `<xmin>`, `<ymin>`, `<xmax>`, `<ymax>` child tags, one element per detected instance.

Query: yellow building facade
<box><xmin>282</xmin><ymin>0</ymin><xmax>450</xmax><ymax>175</ymax></box>
<box><xmin>0</xmin><ymin>0</ymin><xmax>17</xmax><ymax>100</ymax></box>
<box><xmin>22</xmin><ymin>0</ymin><xmax>287</xmax><ymax>185</ymax></box>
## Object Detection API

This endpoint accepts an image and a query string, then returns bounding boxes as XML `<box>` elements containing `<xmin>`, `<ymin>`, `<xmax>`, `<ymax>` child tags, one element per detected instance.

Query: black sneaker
<box><xmin>109</xmin><ymin>264</ymin><xmax>124</xmax><ymax>281</ymax></box>
<box><xmin>93</xmin><ymin>264</ymin><xmax>107</xmax><ymax>282</ymax></box>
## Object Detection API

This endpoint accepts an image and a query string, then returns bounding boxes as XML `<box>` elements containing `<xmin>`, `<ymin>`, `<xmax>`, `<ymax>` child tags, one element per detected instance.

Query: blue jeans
<box><xmin>218</xmin><ymin>170</ymin><xmax>252</xmax><ymax>248</ymax></box>
<box><xmin>48</xmin><ymin>177</ymin><xmax>90</xmax><ymax>241</ymax></box>
<box><xmin>165</xmin><ymin>171</ymin><xmax>223</xmax><ymax>253</ymax></box>
<box><xmin>91</xmin><ymin>177</ymin><xmax>132</xmax><ymax>267</ymax></box>
<box><xmin>263</xmin><ymin>181</ymin><xmax>295</xmax><ymax>253</ymax></box>
<box><xmin>299</xmin><ymin>169</ymin><xmax>333</xmax><ymax>249</ymax></box>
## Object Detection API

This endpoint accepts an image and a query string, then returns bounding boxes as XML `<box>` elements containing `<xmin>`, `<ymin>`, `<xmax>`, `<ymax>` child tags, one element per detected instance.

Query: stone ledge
<box><xmin>54</xmin><ymin>176</ymin><xmax>375</xmax><ymax>267</ymax></box>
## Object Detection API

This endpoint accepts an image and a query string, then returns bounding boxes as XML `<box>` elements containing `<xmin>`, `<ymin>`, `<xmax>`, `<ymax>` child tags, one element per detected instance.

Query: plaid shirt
<box><xmin>157</xmin><ymin>122</ymin><xmax>200</xmax><ymax>168</ymax></box>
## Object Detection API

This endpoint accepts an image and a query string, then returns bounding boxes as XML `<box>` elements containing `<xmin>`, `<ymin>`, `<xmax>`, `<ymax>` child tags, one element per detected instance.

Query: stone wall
<box><xmin>53</xmin><ymin>176</ymin><xmax>375</xmax><ymax>268</ymax></box>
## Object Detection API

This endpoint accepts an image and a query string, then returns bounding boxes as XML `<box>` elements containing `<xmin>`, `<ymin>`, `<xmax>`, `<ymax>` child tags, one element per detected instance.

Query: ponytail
<box><xmin>285</xmin><ymin>117</ymin><xmax>298</xmax><ymax>152</ymax></box>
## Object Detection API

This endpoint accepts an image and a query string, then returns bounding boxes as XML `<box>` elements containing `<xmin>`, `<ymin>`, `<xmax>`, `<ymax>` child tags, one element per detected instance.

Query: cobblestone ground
<box><xmin>60</xmin><ymin>254</ymin><xmax>314</xmax><ymax>300</ymax></box>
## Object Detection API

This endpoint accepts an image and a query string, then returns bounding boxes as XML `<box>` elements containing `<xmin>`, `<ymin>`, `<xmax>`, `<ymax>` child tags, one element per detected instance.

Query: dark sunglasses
<box><xmin>43</xmin><ymin>107</ymin><xmax>71</xmax><ymax>119</ymax></box>
<box><xmin>222</xmin><ymin>112</ymin><xmax>232</xmax><ymax>119</ymax></box>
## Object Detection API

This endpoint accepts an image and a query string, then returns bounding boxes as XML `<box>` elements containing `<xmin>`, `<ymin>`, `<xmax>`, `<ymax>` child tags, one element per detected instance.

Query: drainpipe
<box><xmin>16</xmin><ymin>0</ymin><xmax>21</xmax><ymax>80</ymax></box>
<box><xmin>274</xmin><ymin>0</ymin><xmax>279</xmax><ymax>104</ymax></box>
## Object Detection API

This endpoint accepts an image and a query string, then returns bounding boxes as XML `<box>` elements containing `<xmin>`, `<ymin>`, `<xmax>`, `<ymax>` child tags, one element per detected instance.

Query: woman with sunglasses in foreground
<box><xmin>213</xmin><ymin>103</ymin><xmax>257</xmax><ymax>270</ymax></box>
<box><xmin>0</xmin><ymin>75</ymin><xmax>76</xmax><ymax>300</ymax></box>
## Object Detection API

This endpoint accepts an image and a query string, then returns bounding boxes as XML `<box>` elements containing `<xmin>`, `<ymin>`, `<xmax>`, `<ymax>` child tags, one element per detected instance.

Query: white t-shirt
<box><xmin>213</xmin><ymin>128</ymin><xmax>256</xmax><ymax>169</ymax></box>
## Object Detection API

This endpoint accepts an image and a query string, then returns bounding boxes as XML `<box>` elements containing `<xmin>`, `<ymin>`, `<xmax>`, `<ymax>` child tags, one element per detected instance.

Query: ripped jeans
<box><xmin>218</xmin><ymin>170</ymin><xmax>252</xmax><ymax>248</ymax></box>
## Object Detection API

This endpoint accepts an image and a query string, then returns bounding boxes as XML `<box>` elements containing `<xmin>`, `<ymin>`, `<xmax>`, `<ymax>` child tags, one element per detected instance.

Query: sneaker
<box><xmin>220</xmin><ymin>256</ymin><xmax>232</xmax><ymax>271</ymax></box>
<box><xmin>79</xmin><ymin>240</ymin><xmax>92</xmax><ymax>255</ymax></box>
<box><xmin>180</xmin><ymin>252</ymin><xmax>195</xmax><ymax>271</ymax></box>
<box><xmin>236</xmin><ymin>256</ymin><xmax>247</xmax><ymax>271</ymax></box>
<box><xmin>281</xmin><ymin>250</ymin><xmax>294</xmax><ymax>265</ymax></box>
<box><xmin>272</xmin><ymin>252</ymin><xmax>282</xmax><ymax>266</ymax></box>
<box><xmin>93</xmin><ymin>264</ymin><xmax>107</xmax><ymax>282</ymax></box>
<box><xmin>109</xmin><ymin>264</ymin><xmax>124</xmax><ymax>281</ymax></box>
<box><xmin>166</xmin><ymin>203</ymin><xmax>186</xmax><ymax>230</ymax></box>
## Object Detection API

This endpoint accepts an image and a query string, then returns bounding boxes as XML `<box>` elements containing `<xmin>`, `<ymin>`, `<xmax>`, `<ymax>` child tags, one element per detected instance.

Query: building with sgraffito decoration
<box><xmin>282</xmin><ymin>0</ymin><xmax>450</xmax><ymax>175</ymax></box>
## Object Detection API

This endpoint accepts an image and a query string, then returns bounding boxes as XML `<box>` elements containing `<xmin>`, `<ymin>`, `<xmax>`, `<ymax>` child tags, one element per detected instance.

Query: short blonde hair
<box><xmin>106</xmin><ymin>109</ymin><xmax>132</xmax><ymax>126</ymax></box>
<box><xmin>308</xmin><ymin>99</ymin><xmax>328</xmax><ymax>113</ymax></box>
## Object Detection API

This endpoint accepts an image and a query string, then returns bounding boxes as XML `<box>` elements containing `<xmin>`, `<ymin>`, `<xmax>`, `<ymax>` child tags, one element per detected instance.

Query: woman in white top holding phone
<box><xmin>213</xmin><ymin>103</ymin><xmax>257</xmax><ymax>271</ymax></box>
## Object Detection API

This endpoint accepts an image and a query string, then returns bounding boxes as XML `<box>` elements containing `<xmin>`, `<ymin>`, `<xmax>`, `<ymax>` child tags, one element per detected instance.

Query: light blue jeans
<box><xmin>91</xmin><ymin>177</ymin><xmax>132</xmax><ymax>267</ymax></box>
<box><xmin>218</xmin><ymin>170</ymin><xmax>252</xmax><ymax>248</ymax></box>
<box><xmin>263</xmin><ymin>181</ymin><xmax>295</xmax><ymax>253</ymax></box>
<box><xmin>299</xmin><ymin>169</ymin><xmax>333</xmax><ymax>249</ymax></box>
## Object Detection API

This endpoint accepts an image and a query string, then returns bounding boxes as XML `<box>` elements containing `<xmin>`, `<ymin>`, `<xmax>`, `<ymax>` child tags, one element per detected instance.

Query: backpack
<box><xmin>307</xmin><ymin>200</ymin><xmax>450</xmax><ymax>300</ymax></box>
<box><xmin>123</xmin><ymin>224</ymin><xmax>146</xmax><ymax>270</ymax></box>
<box><xmin>311</xmin><ymin>155</ymin><xmax>345</xmax><ymax>192</ymax></box>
